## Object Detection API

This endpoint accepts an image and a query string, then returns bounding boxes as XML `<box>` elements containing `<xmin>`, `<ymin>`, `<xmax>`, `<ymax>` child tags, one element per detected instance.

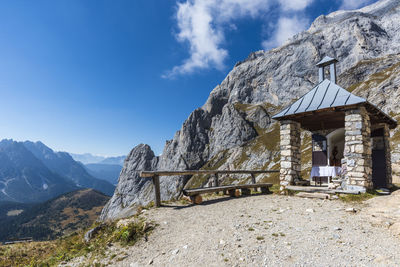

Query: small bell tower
<box><xmin>316</xmin><ymin>56</ymin><xmax>338</xmax><ymax>84</ymax></box>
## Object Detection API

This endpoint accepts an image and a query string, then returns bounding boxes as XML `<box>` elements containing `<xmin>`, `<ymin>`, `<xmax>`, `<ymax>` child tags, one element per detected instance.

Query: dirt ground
<box><xmin>74</xmin><ymin>191</ymin><xmax>400</xmax><ymax>267</ymax></box>
<box><xmin>361</xmin><ymin>190</ymin><xmax>400</xmax><ymax>236</ymax></box>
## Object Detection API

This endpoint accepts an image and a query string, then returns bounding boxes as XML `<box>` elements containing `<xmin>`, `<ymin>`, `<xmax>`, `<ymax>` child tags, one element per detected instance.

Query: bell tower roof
<box><xmin>316</xmin><ymin>56</ymin><xmax>338</xmax><ymax>67</ymax></box>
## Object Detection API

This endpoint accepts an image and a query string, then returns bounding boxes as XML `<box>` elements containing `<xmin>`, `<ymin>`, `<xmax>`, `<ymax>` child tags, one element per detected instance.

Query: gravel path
<box><xmin>104</xmin><ymin>194</ymin><xmax>400</xmax><ymax>267</ymax></box>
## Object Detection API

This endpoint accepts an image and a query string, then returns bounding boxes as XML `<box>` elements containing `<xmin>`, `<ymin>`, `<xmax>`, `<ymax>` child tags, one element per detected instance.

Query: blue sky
<box><xmin>0</xmin><ymin>0</ymin><xmax>377</xmax><ymax>156</ymax></box>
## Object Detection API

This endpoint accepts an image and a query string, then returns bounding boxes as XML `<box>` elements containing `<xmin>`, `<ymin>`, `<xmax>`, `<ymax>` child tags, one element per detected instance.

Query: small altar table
<box><xmin>310</xmin><ymin>166</ymin><xmax>342</xmax><ymax>185</ymax></box>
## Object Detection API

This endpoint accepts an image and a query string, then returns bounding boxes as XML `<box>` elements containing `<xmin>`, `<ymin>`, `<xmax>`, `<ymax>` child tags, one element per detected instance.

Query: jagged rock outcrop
<box><xmin>101</xmin><ymin>0</ymin><xmax>400</xmax><ymax>220</ymax></box>
<box><xmin>242</xmin><ymin>105</ymin><xmax>271</xmax><ymax>130</ymax></box>
<box><xmin>99</xmin><ymin>144</ymin><xmax>158</xmax><ymax>221</ymax></box>
<box><xmin>157</xmin><ymin>108</ymin><xmax>212</xmax><ymax>200</ymax></box>
<box><xmin>209</xmin><ymin>104</ymin><xmax>257</xmax><ymax>158</ymax></box>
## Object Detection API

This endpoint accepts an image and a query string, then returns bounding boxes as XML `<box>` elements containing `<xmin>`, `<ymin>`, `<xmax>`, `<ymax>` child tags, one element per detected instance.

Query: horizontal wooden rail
<box><xmin>140</xmin><ymin>170</ymin><xmax>278</xmax><ymax>178</ymax></box>
<box><xmin>183</xmin><ymin>183</ymin><xmax>273</xmax><ymax>196</ymax></box>
<box><xmin>139</xmin><ymin>170</ymin><xmax>279</xmax><ymax>207</ymax></box>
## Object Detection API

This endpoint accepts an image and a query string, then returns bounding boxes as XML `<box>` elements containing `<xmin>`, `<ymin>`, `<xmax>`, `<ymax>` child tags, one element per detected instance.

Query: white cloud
<box><xmin>262</xmin><ymin>16</ymin><xmax>309</xmax><ymax>50</ymax></box>
<box><xmin>278</xmin><ymin>0</ymin><xmax>314</xmax><ymax>11</ymax></box>
<box><xmin>163</xmin><ymin>0</ymin><xmax>313</xmax><ymax>78</ymax></box>
<box><xmin>340</xmin><ymin>0</ymin><xmax>374</xmax><ymax>10</ymax></box>
<box><xmin>163</xmin><ymin>0</ymin><xmax>272</xmax><ymax>78</ymax></box>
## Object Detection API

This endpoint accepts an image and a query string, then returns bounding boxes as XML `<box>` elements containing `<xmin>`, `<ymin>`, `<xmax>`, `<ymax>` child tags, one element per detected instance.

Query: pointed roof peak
<box><xmin>316</xmin><ymin>56</ymin><xmax>338</xmax><ymax>67</ymax></box>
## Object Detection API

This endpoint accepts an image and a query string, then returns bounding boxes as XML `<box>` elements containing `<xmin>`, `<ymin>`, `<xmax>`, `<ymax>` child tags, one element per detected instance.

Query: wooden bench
<box><xmin>182</xmin><ymin>183</ymin><xmax>273</xmax><ymax>204</ymax></box>
<box><xmin>140</xmin><ymin>170</ymin><xmax>278</xmax><ymax>207</ymax></box>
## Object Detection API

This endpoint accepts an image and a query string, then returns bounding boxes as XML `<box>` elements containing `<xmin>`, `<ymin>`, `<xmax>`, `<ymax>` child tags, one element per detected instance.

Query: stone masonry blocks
<box><xmin>342</xmin><ymin>107</ymin><xmax>372</xmax><ymax>189</ymax></box>
<box><xmin>279</xmin><ymin>120</ymin><xmax>301</xmax><ymax>189</ymax></box>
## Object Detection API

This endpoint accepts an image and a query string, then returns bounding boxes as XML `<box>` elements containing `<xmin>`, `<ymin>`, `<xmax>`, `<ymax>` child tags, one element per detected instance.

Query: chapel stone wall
<box><xmin>343</xmin><ymin>107</ymin><xmax>372</xmax><ymax>189</ymax></box>
<box><xmin>279</xmin><ymin>120</ymin><xmax>301</xmax><ymax>190</ymax></box>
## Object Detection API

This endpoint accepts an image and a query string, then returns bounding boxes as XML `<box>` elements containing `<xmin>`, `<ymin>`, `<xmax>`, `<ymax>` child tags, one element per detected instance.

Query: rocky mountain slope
<box><xmin>0</xmin><ymin>139</ymin><xmax>115</xmax><ymax>203</ymax></box>
<box><xmin>0</xmin><ymin>189</ymin><xmax>109</xmax><ymax>241</ymax></box>
<box><xmin>24</xmin><ymin>141</ymin><xmax>115</xmax><ymax>196</ymax></box>
<box><xmin>0</xmin><ymin>140</ymin><xmax>78</xmax><ymax>203</ymax></box>
<box><xmin>100</xmin><ymin>0</ymin><xmax>400</xmax><ymax>221</ymax></box>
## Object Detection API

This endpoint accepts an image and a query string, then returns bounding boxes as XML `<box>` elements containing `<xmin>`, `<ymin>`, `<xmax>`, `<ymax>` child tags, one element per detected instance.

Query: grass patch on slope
<box><xmin>390</xmin><ymin>115</ymin><xmax>400</xmax><ymax>143</ymax></box>
<box><xmin>337</xmin><ymin>187</ymin><xmax>400</xmax><ymax>203</ymax></box>
<box><xmin>347</xmin><ymin>61</ymin><xmax>400</xmax><ymax>93</ymax></box>
<box><xmin>338</xmin><ymin>191</ymin><xmax>378</xmax><ymax>203</ymax></box>
<box><xmin>0</xmin><ymin>216</ymin><xmax>154</xmax><ymax>266</ymax></box>
<box><xmin>185</xmin><ymin>150</ymin><xmax>230</xmax><ymax>189</ymax></box>
<box><xmin>300</xmin><ymin>132</ymin><xmax>312</xmax><ymax>180</ymax></box>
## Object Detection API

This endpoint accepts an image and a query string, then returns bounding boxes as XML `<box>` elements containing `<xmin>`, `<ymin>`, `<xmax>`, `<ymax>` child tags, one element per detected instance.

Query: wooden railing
<box><xmin>3</xmin><ymin>237</ymin><xmax>33</xmax><ymax>245</ymax></box>
<box><xmin>140</xmin><ymin>170</ymin><xmax>279</xmax><ymax>207</ymax></box>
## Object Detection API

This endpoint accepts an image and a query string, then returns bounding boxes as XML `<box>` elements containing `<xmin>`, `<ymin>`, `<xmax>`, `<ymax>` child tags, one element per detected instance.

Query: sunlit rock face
<box><xmin>100</xmin><ymin>0</ymin><xmax>400</xmax><ymax>220</ymax></box>
<box><xmin>99</xmin><ymin>144</ymin><xmax>158</xmax><ymax>221</ymax></box>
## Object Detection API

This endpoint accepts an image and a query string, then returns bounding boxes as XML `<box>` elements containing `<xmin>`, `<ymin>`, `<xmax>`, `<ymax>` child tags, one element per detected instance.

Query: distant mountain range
<box><xmin>70</xmin><ymin>153</ymin><xmax>125</xmax><ymax>165</ymax></box>
<box><xmin>84</xmin><ymin>163</ymin><xmax>122</xmax><ymax>185</ymax></box>
<box><xmin>0</xmin><ymin>139</ymin><xmax>115</xmax><ymax>203</ymax></box>
<box><xmin>71</xmin><ymin>153</ymin><xmax>125</xmax><ymax>186</ymax></box>
<box><xmin>0</xmin><ymin>189</ymin><xmax>109</xmax><ymax>242</ymax></box>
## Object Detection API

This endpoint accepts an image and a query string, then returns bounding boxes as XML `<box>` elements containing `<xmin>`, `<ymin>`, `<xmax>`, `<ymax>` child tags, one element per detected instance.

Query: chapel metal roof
<box><xmin>272</xmin><ymin>56</ymin><xmax>397</xmax><ymax>129</ymax></box>
<box><xmin>272</xmin><ymin>79</ymin><xmax>367</xmax><ymax>119</ymax></box>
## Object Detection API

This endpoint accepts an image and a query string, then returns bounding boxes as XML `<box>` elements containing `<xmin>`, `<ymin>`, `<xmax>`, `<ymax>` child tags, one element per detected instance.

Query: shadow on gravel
<box><xmin>162</xmin><ymin>193</ymin><xmax>271</xmax><ymax>210</ymax></box>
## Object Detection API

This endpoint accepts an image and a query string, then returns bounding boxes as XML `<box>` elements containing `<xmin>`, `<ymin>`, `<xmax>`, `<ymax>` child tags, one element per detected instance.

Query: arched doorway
<box><xmin>326</xmin><ymin>128</ymin><xmax>345</xmax><ymax>167</ymax></box>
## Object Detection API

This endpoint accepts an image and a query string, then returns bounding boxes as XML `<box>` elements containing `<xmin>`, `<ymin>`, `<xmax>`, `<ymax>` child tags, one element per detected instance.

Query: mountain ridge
<box><xmin>84</xmin><ymin>163</ymin><xmax>122</xmax><ymax>185</ymax></box>
<box><xmin>0</xmin><ymin>139</ymin><xmax>78</xmax><ymax>203</ymax></box>
<box><xmin>70</xmin><ymin>153</ymin><xmax>125</xmax><ymax>165</ymax></box>
<box><xmin>23</xmin><ymin>141</ymin><xmax>115</xmax><ymax>196</ymax></box>
<box><xmin>0</xmin><ymin>139</ymin><xmax>115</xmax><ymax>203</ymax></box>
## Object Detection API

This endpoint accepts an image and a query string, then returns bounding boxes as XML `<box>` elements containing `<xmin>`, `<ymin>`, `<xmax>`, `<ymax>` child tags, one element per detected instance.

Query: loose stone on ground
<box><xmin>102</xmin><ymin>194</ymin><xmax>400</xmax><ymax>266</ymax></box>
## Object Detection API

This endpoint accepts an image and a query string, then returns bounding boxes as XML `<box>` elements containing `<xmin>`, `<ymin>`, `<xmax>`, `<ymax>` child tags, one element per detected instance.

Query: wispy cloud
<box><xmin>340</xmin><ymin>0</ymin><xmax>374</xmax><ymax>10</ymax></box>
<box><xmin>163</xmin><ymin>0</ymin><xmax>313</xmax><ymax>78</ymax></box>
<box><xmin>278</xmin><ymin>0</ymin><xmax>314</xmax><ymax>11</ymax></box>
<box><xmin>262</xmin><ymin>16</ymin><xmax>309</xmax><ymax>50</ymax></box>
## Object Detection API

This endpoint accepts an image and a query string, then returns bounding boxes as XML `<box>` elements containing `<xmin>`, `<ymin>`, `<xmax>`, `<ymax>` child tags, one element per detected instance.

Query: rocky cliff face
<box><xmin>99</xmin><ymin>144</ymin><xmax>158</xmax><ymax>220</ymax></box>
<box><xmin>100</xmin><ymin>0</ymin><xmax>400</xmax><ymax>220</ymax></box>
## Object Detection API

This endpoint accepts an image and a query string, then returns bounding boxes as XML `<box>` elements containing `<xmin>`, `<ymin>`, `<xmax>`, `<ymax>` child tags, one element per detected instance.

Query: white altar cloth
<box><xmin>310</xmin><ymin>166</ymin><xmax>342</xmax><ymax>178</ymax></box>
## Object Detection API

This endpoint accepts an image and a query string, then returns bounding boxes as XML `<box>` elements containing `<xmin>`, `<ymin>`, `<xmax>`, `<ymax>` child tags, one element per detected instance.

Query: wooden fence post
<box><xmin>214</xmin><ymin>173</ymin><xmax>219</xmax><ymax>187</ymax></box>
<box><xmin>153</xmin><ymin>175</ymin><xmax>161</xmax><ymax>207</ymax></box>
<box><xmin>251</xmin><ymin>173</ymin><xmax>257</xmax><ymax>192</ymax></box>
